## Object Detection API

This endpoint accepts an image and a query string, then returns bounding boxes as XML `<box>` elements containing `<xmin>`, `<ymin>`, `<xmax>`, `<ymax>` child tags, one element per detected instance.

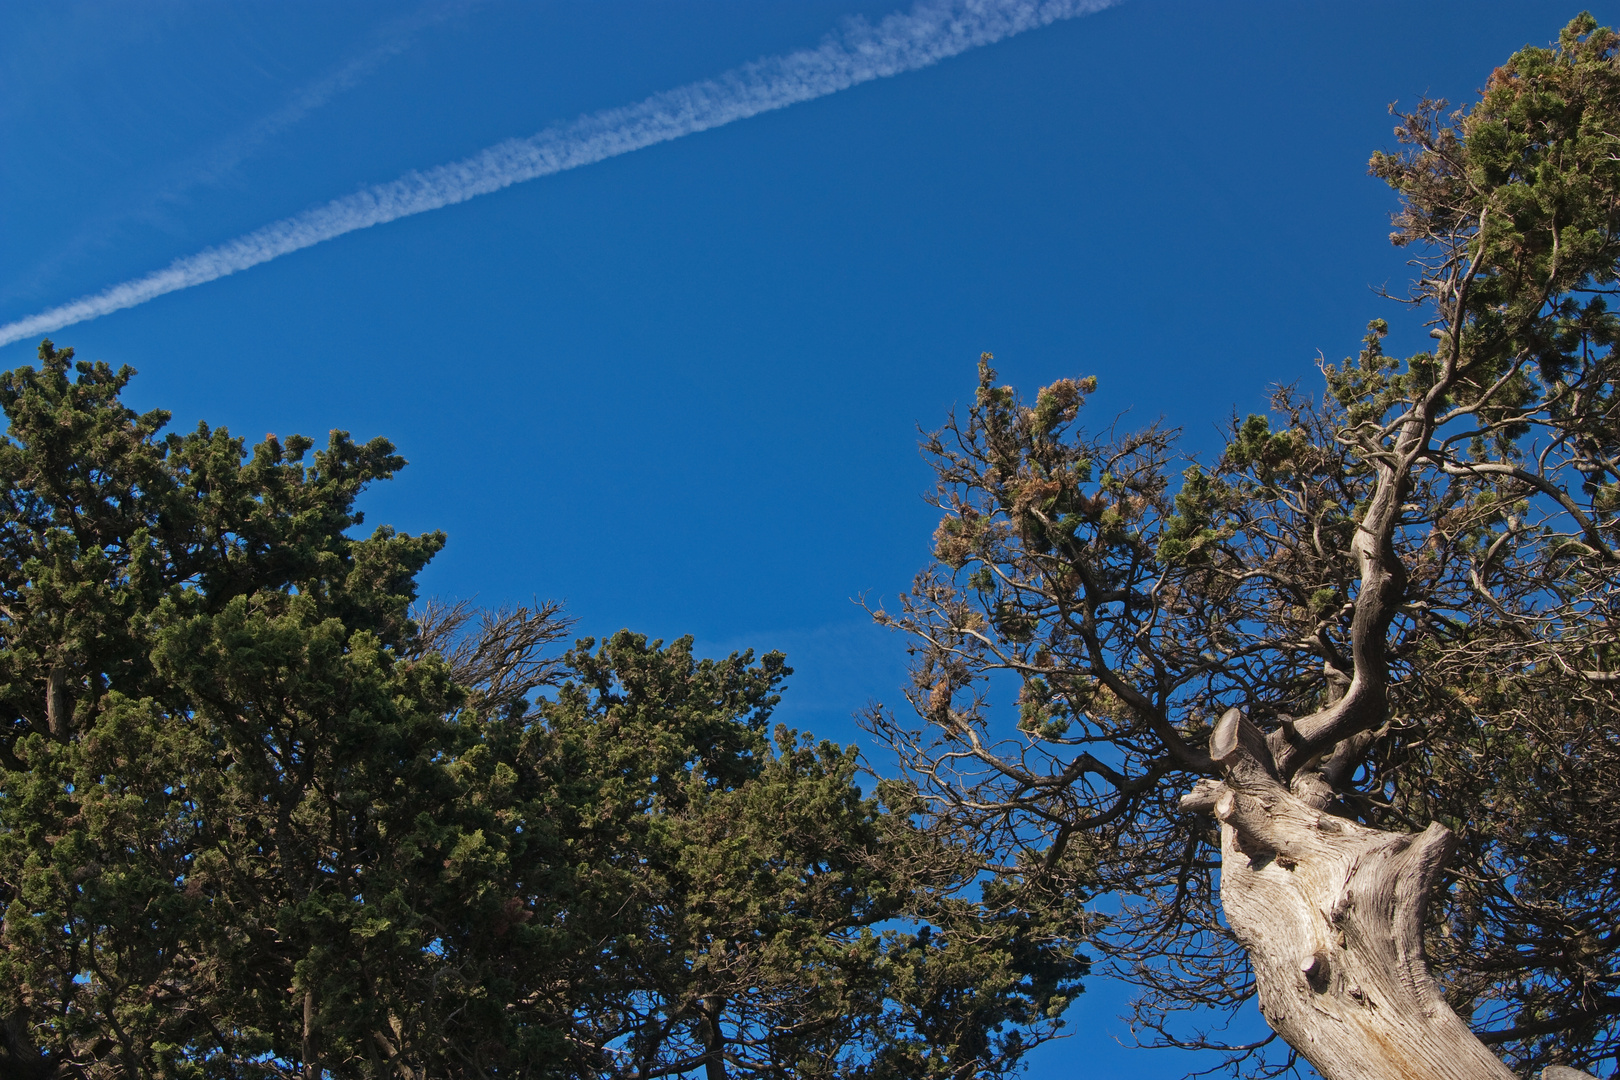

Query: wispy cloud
<box><xmin>181</xmin><ymin>0</ymin><xmax>484</xmax><ymax>194</ymax></box>
<box><xmin>0</xmin><ymin>0</ymin><xmax>1118</xmax><ymax>348</ymax></box>
<box><xmin>5</xmin><ymin>0</ymin><xmax>479</xmax><ymax>305</ymax></box>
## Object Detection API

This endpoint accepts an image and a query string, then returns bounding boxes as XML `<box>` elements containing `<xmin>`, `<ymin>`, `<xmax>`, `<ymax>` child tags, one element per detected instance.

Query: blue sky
<box><xmin>0</xmin><ymin>1</ymin><xmax>1601</xmax><ymax>1075</ymax></box>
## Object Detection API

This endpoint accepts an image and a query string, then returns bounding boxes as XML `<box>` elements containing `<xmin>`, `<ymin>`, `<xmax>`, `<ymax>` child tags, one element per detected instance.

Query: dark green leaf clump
<box><xmin>0</xmin><ymin>342</ymin><xmax>1092</xmax><ymax>1079</ymax></box>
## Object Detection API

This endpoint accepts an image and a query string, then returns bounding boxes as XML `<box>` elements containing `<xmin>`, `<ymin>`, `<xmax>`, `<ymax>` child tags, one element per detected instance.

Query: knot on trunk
<box><xmin>1209</xmin><ymin>707</ymin><xmax>1280</xmax><ymax>791</ymax></box>
<box><xmin>1181</xmin><ymin>709</ymin><xmax>1300</xmax><ymax>862</ymax></box>
<box><xmin>1298</xmin><ymin>951</ymin><xmax>1330</xmax><ymax>992</ymax></box>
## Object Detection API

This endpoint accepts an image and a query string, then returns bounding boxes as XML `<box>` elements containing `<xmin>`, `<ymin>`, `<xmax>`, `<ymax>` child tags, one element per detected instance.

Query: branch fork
<box><xmin>1181</xmin><ymin>709</ymin><xmax>1514</xmax><ymax>1080</ymax></box>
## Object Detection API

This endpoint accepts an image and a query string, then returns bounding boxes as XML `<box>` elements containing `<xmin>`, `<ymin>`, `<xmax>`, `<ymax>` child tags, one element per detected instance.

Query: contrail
<box><xmin>0</xmin><ymin>0</ymin><xmax>1118</xmax><ymax>348</ymax></box>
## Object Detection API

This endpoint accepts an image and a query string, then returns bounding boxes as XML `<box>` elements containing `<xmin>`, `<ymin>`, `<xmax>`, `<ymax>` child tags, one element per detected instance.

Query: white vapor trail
<box><xmin>0</xmin><ymin>0</ymin><xmax>1118</xmax><ymax>348</ymax></box>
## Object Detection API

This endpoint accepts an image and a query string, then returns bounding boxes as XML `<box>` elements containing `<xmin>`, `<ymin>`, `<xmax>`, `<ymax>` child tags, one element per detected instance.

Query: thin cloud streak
<box><xmin>4</xmin><ymin>0</ymin><xmax>481</xmax><ymax>307</ymax></box>
<box><xmin>0</xmin><ymin>0</ymin><xmax>1118</xmax><ymax>348</ymax></box>
<box><xmin>183</xmin><ymin>0</ymin><xmax>485</xmax><ymax>193</ymax></box>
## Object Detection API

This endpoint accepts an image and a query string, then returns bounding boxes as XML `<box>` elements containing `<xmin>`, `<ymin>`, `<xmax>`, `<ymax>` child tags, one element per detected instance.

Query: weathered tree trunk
<box><xmin>0</xmin><ymin>1009</ymin><xmax>54</xmax><ymax>1080</ymax></box>
<box><xmin>697</xmin><ymin>995</ymin><xmax>728</xmax><ymax>1080</ymax></box>
<box><xmin>1185</xmin><ymin>710</ymin><xmax>1516</xmax><ymax>1080</ymax></box>
<box><xmin>370</xmin><ymin>1025</ymin><xmax>417</xmax><ymax>1080</ymax></box>
<box><xmin>302</xmin><ymin>987</ymin><xmax>321</xmax><ymax>1080</ymax></box>
<box><xmin>44</xmin><ymin>664</ymin><xmax>70</xmax><ymax>738</ymax></box>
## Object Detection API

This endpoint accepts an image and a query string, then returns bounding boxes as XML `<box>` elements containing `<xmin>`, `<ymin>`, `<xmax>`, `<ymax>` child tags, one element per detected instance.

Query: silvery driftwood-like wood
<box><xmin>1183</xmin><ymin>709</ymin><xmax>1519</xmax><ymax>1080</ymax></box>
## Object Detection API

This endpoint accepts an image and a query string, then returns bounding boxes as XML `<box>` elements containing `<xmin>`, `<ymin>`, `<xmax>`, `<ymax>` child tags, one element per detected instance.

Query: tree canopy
<box><xmin>0</xmin><ymin>343</ymin><xmax>1091</xmax><ymax>1079</ymax></box>
<box><xmin>9</xmin><ymin>13</ymin><xmax>1620</xmax><ymax>1080</ymax></box>
<box><xmin>869</xmin><ymin>14</ymin><xmax>1620</xmax><ymax>1080</ymax></box>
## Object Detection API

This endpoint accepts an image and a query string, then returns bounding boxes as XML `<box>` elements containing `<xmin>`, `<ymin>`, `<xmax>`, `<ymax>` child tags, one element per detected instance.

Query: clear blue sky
<box><xmin>0</xmin><ymin>2</ymin><xmax>1600</xmax><ymax>1075</ymax></box>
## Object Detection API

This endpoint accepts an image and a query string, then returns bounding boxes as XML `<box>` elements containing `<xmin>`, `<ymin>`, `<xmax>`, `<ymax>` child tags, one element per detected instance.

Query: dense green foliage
<box><xmin>0</xmin><ymin>341</ymin><xmax>455</xmax><ymax>1077</ymax></box>
<box><xmin>0</xmin><ymin>342</ymin><xmax>1090</xmax><ymax>1079</ymax></box>
<box><xmin>472</xmin><ymin>630</ymin><xmax>1090</xmax><ymax>1079</ymax></box>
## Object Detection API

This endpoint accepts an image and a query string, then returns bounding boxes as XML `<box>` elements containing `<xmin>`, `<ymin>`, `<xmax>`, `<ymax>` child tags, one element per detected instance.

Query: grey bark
<box><xmin>1171</xmin><ymin>293</ymin><xmax>1547</xmax><ymax>1079</ymax></box>
<box><xmin>44</xmin><ymin>664</ymin><xmax>69</xmax><ymax>738</ymax></box>
<box><xmin>302</xmin><ymin>987</ymin><xmax>321</xmax><ymax>1080</ymax></box>
<box><xmin>697</xmin><ymin>995</ymin><xmax>728</xmax><ymax>1080</ymax></box>
<box><xmin>0</xmin><ymin>1009</ymin><xmax>54</xmax><ymax>1080</ymax></box>
<box><xmin>1184</xmin><ymin>710</ymin><xmax>1517</xmax><ymax>1080</ymax></box>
